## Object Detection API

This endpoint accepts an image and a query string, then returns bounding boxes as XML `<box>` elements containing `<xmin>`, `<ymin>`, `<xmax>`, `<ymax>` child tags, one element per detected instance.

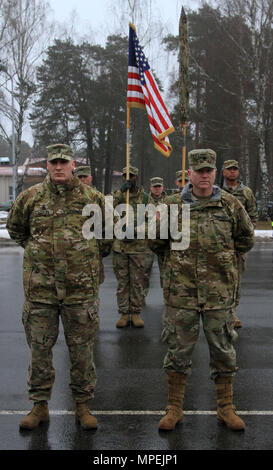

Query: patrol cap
<box><xmin>150</xmin><ymin>177</ymin><xmax>163</xmax><ymax>187</ymax></box>
<box><xmin>122</xmin><ymin>165</ymin><xmax>138</xmax><ymax>176</ymax></box>
<box><xmin>47</xmin><ymin>143</ymin><xmax>73</xmax><ymax>162</ymax></box>
<box><xmin>74</xmin><ymin>166</ymin><xmax>91</xmax><ymax>177</ymax></box>
<box><xmin>188</xmin><ymin>149</ymin><xmax>216</xmax><ymax>170</ymax></box>
<box><xmin>176</xmin><ymin>170</ymin><xmax>189</xmax><ymax>181</ymax></box>
<box><xmin>223</xmin><ymin>159</ymin><xmax>239</xmax><ymax>169</ymax></box>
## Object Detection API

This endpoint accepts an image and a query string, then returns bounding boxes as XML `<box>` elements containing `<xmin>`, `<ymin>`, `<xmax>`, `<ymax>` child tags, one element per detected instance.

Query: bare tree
<box><xmin>0</xmin><ymin>0</ymin><xmax>53</xmax><ymax>193</ymax></box>
<box><xmin>0</xmin><ymin>0</ymin><xmax>17</xmax><ymax>53</ymax></box>
<box><xmin>214</xmin><ymin>0</ymin><xmax>273</xmax><ymax>218</ymax></box>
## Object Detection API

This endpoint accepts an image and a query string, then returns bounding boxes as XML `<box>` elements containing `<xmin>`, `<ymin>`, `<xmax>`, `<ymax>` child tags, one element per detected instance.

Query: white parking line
<box><xmin>1</xmin><ymin>410</ymin><xmax>273</xmax><ymax>416</ymax></box>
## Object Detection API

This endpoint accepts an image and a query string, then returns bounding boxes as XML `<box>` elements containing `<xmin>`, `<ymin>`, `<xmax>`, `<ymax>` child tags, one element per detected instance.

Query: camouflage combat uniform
<box><xmin>144</xmin><ymin>178</ymin><xmax>168</xmax><ymax>296</ymax></box>
<box><xmin>223</xmin><ymin>181</ymin><xmax>258</xmax><ymax>227</ymax></box>
<box><xmin>7</xmin><ymin>171</ymin><xmax>108</xmax><ymax>403</ymax></box>
<box><xmin>112</xmin><ymin>185</ymin><xmax>149</xmax><ymax>318</ymax></box>
<box><xmin>174</xmin><ymin>169</ymin><xmax>189</xmax><ymax>191</ymax></box>
<box><xmin>74</xmin><ymin>165</ymin><xmax>109</xmax><ymax>285</ymax></box>
<box><xmin>149</xmin><ymin>181</ymin><xmax>254</xmax><ymax>380</ymax></box>
<box><xmin>222</xmin><ymin>161</ymin><xmax>258</xmax><ymax>307</ymax></box>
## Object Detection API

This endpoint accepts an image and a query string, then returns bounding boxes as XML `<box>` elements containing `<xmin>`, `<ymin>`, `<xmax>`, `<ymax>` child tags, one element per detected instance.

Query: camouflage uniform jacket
<box><xmin>223</xmin><ymin>180</ymin><xmax>258</xmax><ymax>225</ymax></box>
<box><xmin>7</xmin><ymin>174</ymin><xmax>110</xmax><ymax>307</ymax></box>
<box><xmin>149</xmin><ymin>190</ymin><xmax>168</xmax><ymax>205</ymax></box>
<box><xmin>149</xmin><ymin>183</ymin><xmax>254</xmax><ymax>310</ymax></box>
<box><xmin>112</xmin><ymin>186</ymin><xmax>150</xmax><ymax>254</ymax></box>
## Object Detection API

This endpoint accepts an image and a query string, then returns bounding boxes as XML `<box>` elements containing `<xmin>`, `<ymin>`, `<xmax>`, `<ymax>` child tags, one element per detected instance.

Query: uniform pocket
<box><xmin>63</xmin><ymin>304</ymin><xmax>100</xmax><ymax>346</ymax></box>
<box><xmin>23</xmin><ymin>268</ymin><xmax>33</xmax><ymax>297</ymax></box>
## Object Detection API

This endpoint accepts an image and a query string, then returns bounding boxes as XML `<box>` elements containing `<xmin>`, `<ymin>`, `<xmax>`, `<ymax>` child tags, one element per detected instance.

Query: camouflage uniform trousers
<box><xmin>143</xmin><ymin>250</ymin><xmax>164</xmax><ymax>296</ymax></box>
<box><xmin>162</xmin><ymin>305</ymin><xmax>238</xmax><ymax>380</ymax></box>
<box><xmin>235</xmin><ymin>253</ymin><xmax>247</xmax><ymax>307</ymax></box>
<box><xmin>112</xmin><ymin>251</ymin><xmax>146</xmax><ymax>315</ymax></box>
<box><xmin>22</xmin><ymin>300</ymin><xmax>99</xmax><ymax>403</ymax></box>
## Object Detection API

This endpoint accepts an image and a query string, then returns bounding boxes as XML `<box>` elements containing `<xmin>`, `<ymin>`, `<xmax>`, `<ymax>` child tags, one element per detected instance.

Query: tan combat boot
<box><xmin>158</xmin><ymin>371</ymin><xmax>187</xmax><ymax>431</ymax></box>
<box><xmin>116</xmin><ymin>314</ymin><xmax>130</xmax><ymax>328</ymax></box>
<box><xmin>131</xmin><ymin>314</ymin><xmax>144</xmax><ymax>328</ymax></box>
<box><xmin>19</xmin><ymin>401</ymin><xmax>49</xmax><ymax>430</ymax></box>
<box><xmin>215</xmin><ymin>376</ymin><xmax>245</xmax><ymax>431</ymax></box>
<box><xmin>233</xmin><ymin>307</ymin><xmax>242</xmax><ymax>328</ymax></box>
<box><xmin>75</xmin><ymin>402</ymin><xmax>98</xmax><ymax>430</ymax></box>
<box><xmin>234</xmin><ymin>316</ymin><xmax>242</xmax><ymax>328</ymax></box>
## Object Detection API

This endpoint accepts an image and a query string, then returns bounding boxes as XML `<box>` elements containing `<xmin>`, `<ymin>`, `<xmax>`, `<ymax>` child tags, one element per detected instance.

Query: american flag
<box><xmin>127</xmin><ymin>23</ymin><xmax>175</xmax><ymax>157</ymax></box>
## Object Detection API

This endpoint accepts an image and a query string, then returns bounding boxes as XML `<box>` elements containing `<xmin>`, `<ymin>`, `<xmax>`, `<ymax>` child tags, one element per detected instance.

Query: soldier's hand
<box><xmin>121</xmin><ymin>180</ymin><xmax>132</xmax><ymax>192</ymax></box>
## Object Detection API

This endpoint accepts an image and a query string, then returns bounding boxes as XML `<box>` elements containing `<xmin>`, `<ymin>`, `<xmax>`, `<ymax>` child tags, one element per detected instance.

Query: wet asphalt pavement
<box><xmin>0</xmin><ymin>239</ymin><xmax>272</xmax><ymax>459</ymax></box>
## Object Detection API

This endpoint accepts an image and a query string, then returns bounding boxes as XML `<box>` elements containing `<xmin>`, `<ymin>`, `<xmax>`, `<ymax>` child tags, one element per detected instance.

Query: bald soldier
<box><xmin>149</xmin><ymin>149</ymin><xmax>254</xmax><ymax>432</ymax></box>
<box><xmin>7</xmin><ymin>144</ymin><xmax>110</xmax><ymax>431</ymax></box>
<box><xmin>222</xmin><ymin>160</ymin><xmax>258</xmax><ymax>328</ymax></box>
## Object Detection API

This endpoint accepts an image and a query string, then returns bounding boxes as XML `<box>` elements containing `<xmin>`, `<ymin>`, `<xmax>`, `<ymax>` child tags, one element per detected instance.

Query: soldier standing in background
<box><xmin>74</xmin><ymin>165</ymin><xmax>93</xmax><ymax>187</ymax></box>
<box><xmin>222</xmin><ymin>160</ymin><xmax>258</xmax><ymax>328</ymax></box>
<box><xmin>174</xmin><ymin>169</ymin><xmax>189</xmax><ymax>192</ymax></box>
<box><xmin>112</xmin><ymin>166</ymin><xmax>149</xmax><ymax>328</ymax></box>
<box><xmin>7</xmin><ymin>144</ymin><xmax>109</xmax><ymax>431</ymax></box>
<box><xmin>74</xmin><ymin>165</ymin><xmax>111</xmax><ymax>285</ymax></box>
<box><xmin>143</xmin><ymin>177</ymin><xmax>167</xmax><ymax>299</ymax></box>
<box><xmin>149</xmin><ymin>149</ymin><xmax>254</xmax><ymax>432</ymax></box>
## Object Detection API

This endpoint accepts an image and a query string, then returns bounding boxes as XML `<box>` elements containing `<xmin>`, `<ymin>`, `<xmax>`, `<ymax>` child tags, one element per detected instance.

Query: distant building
<box><xmin>0</xmin><ymin>157</ymin><xmax>47</xmax><ymax>201</ymax></box>
<box><xmin>0</xmin><ymin>157</ymin><xmax>10</xmax><ymax>167</ymax></box>
<box><xmin>0</xmin><ymin>154</ymin><xmax>123</xmax><ymax>200</ymax></box>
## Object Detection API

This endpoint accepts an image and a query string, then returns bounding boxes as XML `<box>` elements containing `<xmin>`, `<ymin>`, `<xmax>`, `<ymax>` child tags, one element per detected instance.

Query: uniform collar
<box><xmin>44</xmin><ymin>173</ymin><xmax>80</xmax><ymax>194</ymax></box>
<box><xmin>181</xmin><ymin>183</ymin><xmax>222</xmax><ymax>205</ymax></box>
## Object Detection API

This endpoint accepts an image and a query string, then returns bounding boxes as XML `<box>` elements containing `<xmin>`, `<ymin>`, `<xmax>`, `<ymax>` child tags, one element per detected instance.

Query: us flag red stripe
<box><xmin>127</xmin><ymin>23</ymin><xmax>175</xmax><ymax>157</ymax></box>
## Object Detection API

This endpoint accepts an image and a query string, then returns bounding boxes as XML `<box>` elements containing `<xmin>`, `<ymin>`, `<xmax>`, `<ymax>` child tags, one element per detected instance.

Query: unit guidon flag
<box><xmin>127</xmin><ymin>23</ymin><xmax>175</xmax><ymax>157</ymax></box>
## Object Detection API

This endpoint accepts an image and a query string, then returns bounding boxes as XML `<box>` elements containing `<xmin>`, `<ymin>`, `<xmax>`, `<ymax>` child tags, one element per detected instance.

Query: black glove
<box><xmin>123</xmin><ymin>237</ymin><xmax>133</xmax><ymax>243</ymax></box>
<box><xmin>120</xmin><ymin>180</ymin><xmax>132</xmax><ymax>192</ymax></box>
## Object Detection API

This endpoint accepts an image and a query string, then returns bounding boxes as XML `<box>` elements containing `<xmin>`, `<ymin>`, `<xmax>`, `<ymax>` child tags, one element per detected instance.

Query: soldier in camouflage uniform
<box><xmin>222</xmin><ymin>159</ymin><xmax>258</xmax><ymax>328</ymax></box>
<box><xmin>112</xmin><ymin>166</ymin><xmax>149</xmax><ymax>328</ymax></box>
<box><xmin>74</xmin><ymin>165</ymin><xmax>93</xmax><ymax>186</ymax></box>
<box><xmin>143</xmin><ymin>177</ymin><xmax>167</xmax><ymax>298</ymax></box>
<box><xmin>74</xmin><ymin>165</ymin><xmax>111</xmax><ymax>284</ymax></box>
<box><xmin>149</xmin><ymin>149</ymin><xmax>254</xmax><ymax>432</ymax></box>
<box><xmin>175</xmin><ymin>169</ymin><xmax>189</xmax><ymax>192</ymax></box>
<box><xmin>7</xmin><ymin>144</ymin><xmax>110</xmax><ymax>431</ymax></box>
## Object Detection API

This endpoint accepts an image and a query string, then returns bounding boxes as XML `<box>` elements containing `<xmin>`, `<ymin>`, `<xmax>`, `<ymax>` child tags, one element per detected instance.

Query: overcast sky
<box><xmin>47</xmin><ymin>0</ymin><xmax>202</xmax><ymax>99</ymax></box>
<box><xmin>22</xmin><ymin>1</ymin><xmax>202</xmax><ymax>145</ymax></box>
<box><xmin>48</xmin><ymin>0</ymin><xmax>202</xmax><ymax>45</ymax></box>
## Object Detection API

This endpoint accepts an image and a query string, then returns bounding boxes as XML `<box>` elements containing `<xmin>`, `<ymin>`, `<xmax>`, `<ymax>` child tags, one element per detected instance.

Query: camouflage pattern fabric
<box><xmin>144</xmin><ymin>190</ymin><xmax>168</xmax><ymax>295</ymax></box>
<box><xmin>149</xmin><ymin>183</ymin><xmax>254</xmax><ymax>379</ymax></box>
<box><xmin>143</xmin><ymin>252</ymin><xmax>165</xmax><ymax>295</ymax></box>
<box><xmin>223</xmin><ymin>181</ymin><xmax>258</xmax><ymax>226</ymax></box>
<box><xmin>112</xmin><ymin>252</ymin><xmax>146</xmax><ymax>315</ymax></box>
<box><xmin>161</xmin><ymin>305</ymin><xmax>238</xmax><ymax>379</ymax></box>
<box><xmin>111</xmin><ymin>186</ymin><xmax>151</xmax><ymax>315</ymax></box>
<box><xmin>112</xmin><ymin>186</ymin><xmax>150</xmax><ymax>254</ymax></box>
<box><xmin>22</xmin><ymin>300</ymin><xmax>99</xmax><ymax>402</ymax></box>
<box><xmin>150</xmin><ymin>184</ymin><xmax>254</xmax><ymax>311</ymax></box>
<box><xmin>143</xmin><ymin>251</ymin><xmax>155</xmax><ymax>296</ymax></box>
<box><xmin>223</xmin><ymin>181</ymin><xmax>258</xmax><ymax>305</ymax></box>
<box><xmin>7</xmin><ymin>174</ymin><xmax>110</xmax><ymax>305</ymax></box>
<box><xmin>7</xmin><ymin>173</ymin><xmax>111</xmax><ymax>403</ymax></box>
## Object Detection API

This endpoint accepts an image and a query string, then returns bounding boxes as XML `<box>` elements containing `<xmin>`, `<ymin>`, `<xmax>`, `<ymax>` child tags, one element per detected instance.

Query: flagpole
<box><xmin>179</xmin><ymin>6</ymin><xmax>190</xmax><ymax>187</ymax></box>
<box><xmin>126</xmin><ymin>105</ymin><xmax>130</xmax><ymax>225</ymax></box>
<box><xmin>182</xmin><ymin>123</ymin><xmax>187</xmax><ymax>187</ymax></box>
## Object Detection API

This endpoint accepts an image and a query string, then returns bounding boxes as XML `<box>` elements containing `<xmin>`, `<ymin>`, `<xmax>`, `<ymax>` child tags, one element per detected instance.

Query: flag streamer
<box><xmin>127</xmin><ymin>23</ymin><xmax>175</xmax><ymax>158</ymax></box>
<box><xmin>179</xmin><ymin>6</ymin><xmax>190</xmax><ymax>186</ymax></box>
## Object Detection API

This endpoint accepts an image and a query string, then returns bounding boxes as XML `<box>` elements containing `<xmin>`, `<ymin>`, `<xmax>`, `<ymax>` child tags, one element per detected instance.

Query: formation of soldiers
<box><xmin>6</xmin><ymin>144</ymin><xmax>257</xmax><ymax>434</ymax></box>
